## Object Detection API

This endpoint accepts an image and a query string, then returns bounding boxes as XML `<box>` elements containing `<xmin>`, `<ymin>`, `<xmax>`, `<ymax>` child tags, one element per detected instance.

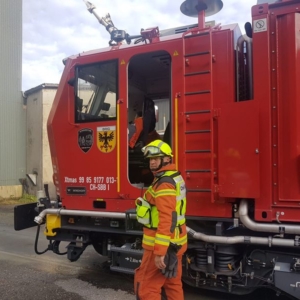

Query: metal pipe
<box><xmin>246</xmin><ymin>36</ymin><xmax>253</xmax><ymax>99</ymax></box>
<box><xmin>186</xmin><ymin>226</ymin><xmax>296</xmax><ymax>247</ymax></box>
<box><xmin>34</xmin><ymin>208</ymin><xmax>136</xmax><ymax>225</ymax></box>
<box><xmin>239</xmin><ymin>199</ymin><xmax>300</xmax><ymax>234</ymax></box>
<box><xmin>236</xmin><ymin>34</ymin><xmax>253</xmax><ymax>101</ymax></box>
<box><xmin>198</xmin><ymin>9</ymin><xmax>205</xmax><ymax>29</ymax></box>
<box><xmin>34</xmin><ymin>201</ymin><xmax>300</xmax><ymax>248</ymax></box>
<box><xmin>236</xmin><ymin>35</ymin><xmax>243</xmax><ymax>101</ymax></box>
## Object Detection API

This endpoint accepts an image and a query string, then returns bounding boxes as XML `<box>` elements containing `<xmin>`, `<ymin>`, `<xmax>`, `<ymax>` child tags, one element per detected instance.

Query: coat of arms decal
<box><xmin>97</xmin><ymin>126</ymin><xmax>116</xmax><ymax>153</ymax></box>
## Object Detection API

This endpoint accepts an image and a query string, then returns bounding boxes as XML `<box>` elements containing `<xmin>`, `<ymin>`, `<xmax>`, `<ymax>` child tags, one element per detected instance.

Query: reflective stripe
<box><xmin>143</xmin><ymin>240</ymin><xmax>154</xmax><ymax>247</ymax></box>
<box><xmin>143</xmin><ymin>232</ymin><xmax>187</xmax><ymax>248</ymax></box>
<box><xmin>175</xmin><ymin>227</ymin><xmax>180</xmax><ymax>239</ymax></box>
<box><xmin>155</xmin><ymin>239</ymin><xmax>169</xmax><ymax>246</ymax></box>
<box><xmin>143</xmin><ymin>235</ymin><xmax>155</xmax><ymax>246</ymax></box>
<box><xmin>138</xmin><ymin>217</ymin><xmax>150</xmax><ymax>225</ymax></box>
<box><xmin>148</xmin><ymin>188</ymin><xmax>177</xmax><ymax>197</ymax></box>
<box><xmin>177</xmin><ymin>215</ymin><xmax>185</xmax><ymax>221</ymax></box>
<box><xmin>155</xmin><ymin>189</ymin><xmax>177</xmax><ymax>197</ymax></box>
<box><xmin>176</xmin><ymin>195</ymin><xmax>184</xmax><ymax>201</ymax></box>
<box><xmin>155</xmin><ymin>234</ymin><xmax>171</xmax><ymax>246</ymax></box>
<box><xmin>156</xmin><ymin>233</ymin><xmax>171</xmax><ymax>241</ymax></box>
<box><xmin>173</xmin><ymin>176</ymin><xmax>182</xmax><ymax>183</ymax></box>
<box><xmin>144</xmin><ymin>235</ymin><xmax>155</xmax><ymax>241</ymax></box>
<box><xmin>171</xmin><ymin>235</ymin><xmax>187</xmax><ymax>245</ymax></box>
<box><xmin>156</xmin><ymin>233</ymin><xmax>170</xmax><ymax>239</ymax></box>
<box><xmin>146</xmin><ymin>189</ymin><xmax>156</xmax><ymax>198</ymax></box>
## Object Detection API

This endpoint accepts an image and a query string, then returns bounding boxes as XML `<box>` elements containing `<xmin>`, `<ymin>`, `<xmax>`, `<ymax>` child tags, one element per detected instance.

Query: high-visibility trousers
<box><xmin>134</xmin><ymin>249</ymin><xmax>184</xmax><ymax>300</ymax></box>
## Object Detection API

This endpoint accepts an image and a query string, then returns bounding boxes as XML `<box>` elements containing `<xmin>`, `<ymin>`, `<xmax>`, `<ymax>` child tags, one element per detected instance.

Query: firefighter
<box><xmin>135</xmin><ymin>140</ymin><xmax>187</xmax><ymax>300</ymax></box>
<box><xmin>129</xmin><ymin>110</ymin><xmax>161</xmax><ymax>149</ymax></box>
<box><xmin>129</xmin><ymin>111</ymin><xmax>143</xmax><ymax>149</ymax></box>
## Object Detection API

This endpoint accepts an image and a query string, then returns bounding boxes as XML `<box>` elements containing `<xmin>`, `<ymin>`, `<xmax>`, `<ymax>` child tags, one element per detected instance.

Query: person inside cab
<box><xmin>129</xmin><ymin>111</ymin><xmax>143</xmax><ymax>149</ymax></box>
<box><xmin>129</xmin><ymin>97</ymin><xmax>160</xmax><ymax>150</ymax></box>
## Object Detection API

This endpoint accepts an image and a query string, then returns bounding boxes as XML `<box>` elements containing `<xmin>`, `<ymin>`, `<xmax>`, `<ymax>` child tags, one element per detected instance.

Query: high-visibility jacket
<box><xmin>129</xmin><ymin>117</ymin><xmax>143</xmax><ymax>148</ymax></box>
<box><xmin>136</xmin><ymin>164</ymin><xmax>187</xmax><ymax>256</ymax></box>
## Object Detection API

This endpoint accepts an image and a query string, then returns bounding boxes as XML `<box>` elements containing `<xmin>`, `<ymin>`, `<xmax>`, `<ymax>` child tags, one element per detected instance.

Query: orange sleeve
<box><xmin>153</xmin><ymin>182</ymin><xmax>177</xmax><ymax>256</ymax></box>
<box><xmin>129</xmin><ymin>117</ymin><xmax>143</xmax><ymax>148</ymax></box>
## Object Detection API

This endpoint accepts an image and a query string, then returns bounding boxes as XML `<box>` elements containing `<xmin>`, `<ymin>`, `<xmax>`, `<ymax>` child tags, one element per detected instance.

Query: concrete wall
<box><xmin>0</xmin><ymin>186</ymin><xmax>23</xmax><ymax>200</ymax></box>
<box><xmin>26</xmin><ymin>89</ymin><xmax>42</xmax><ymax>195</ymax></box>
<box><xmin>26</xmin><ymin>85</ymin><xmax>57</xmax><ymax>199</ymax></box>
<box><xmin>0</xmin><ymin>0</ymin><xmax>26</xmax><ymax>197</ymax></box>
<box><xmin>42</xmin><ymin>89</ymin><xmax>56</xmax><ymax>199</ymax></box>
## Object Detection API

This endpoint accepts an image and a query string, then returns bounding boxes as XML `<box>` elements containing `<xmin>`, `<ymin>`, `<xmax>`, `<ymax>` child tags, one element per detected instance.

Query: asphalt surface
<box><xmin>0</xmin><ymin>203</ymin><xmax>135</xmax><ymax>300</ymax></box>
<box><xmin>0</xmin><ymin>203</ymin><xmax>295</xmax><ymax>300</ymax></box>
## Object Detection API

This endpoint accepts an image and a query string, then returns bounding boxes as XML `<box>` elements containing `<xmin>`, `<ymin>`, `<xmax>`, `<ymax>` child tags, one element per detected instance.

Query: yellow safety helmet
<box><xmin>142</xmin><ymin>140</ymin><xmax>173</xmax><ymax>158</ymax></box>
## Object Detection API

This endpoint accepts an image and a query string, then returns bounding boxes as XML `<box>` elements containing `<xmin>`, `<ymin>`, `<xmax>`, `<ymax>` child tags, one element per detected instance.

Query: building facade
<box><xmin>0</xmin><ymin>1</ymin><xmax>26</xmax><ymax>198</ymax></box>
<box><xmin>24</xmin><ymin>84</ymin><xmax>58</xmax><ymax>199</ymax></box>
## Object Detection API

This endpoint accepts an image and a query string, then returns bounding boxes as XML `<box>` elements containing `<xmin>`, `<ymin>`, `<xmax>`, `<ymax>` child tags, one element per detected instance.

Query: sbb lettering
<box><xmin>90</xmin><ymin>184</ymin><xmax>107</xmax><ymax>191</ymax></box>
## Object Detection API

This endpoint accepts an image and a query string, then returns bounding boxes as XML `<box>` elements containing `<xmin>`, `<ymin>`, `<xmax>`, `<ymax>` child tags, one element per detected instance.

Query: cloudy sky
<box><xmin>22</xmin><ymin>0</ymin><xmax>258</xmax><ymax>91</ymax></box>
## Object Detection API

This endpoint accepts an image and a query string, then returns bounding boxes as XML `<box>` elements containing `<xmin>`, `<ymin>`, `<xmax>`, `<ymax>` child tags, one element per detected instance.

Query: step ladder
<box><xmin>182</xmin><ymin>29</ymin><xmax>215</xmax><ymax>203</ymax></box>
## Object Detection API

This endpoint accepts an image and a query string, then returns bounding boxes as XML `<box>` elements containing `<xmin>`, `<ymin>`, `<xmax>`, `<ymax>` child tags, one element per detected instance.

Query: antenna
<box><xmin>180</xmin><ymin>0</ymin><xmax>223</xmax><ymax>29</ymax></box>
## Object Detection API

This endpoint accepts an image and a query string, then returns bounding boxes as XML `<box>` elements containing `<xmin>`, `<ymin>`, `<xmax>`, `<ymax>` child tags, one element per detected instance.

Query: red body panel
<box><xmin>218</xmin><ymin>101</ymin><xmax>260</xmax><ymax>199</ymax></box>
<box><xmin>277</xmin><ymin>13</ymin><xmax>300</xmax><ymax>203</ymax></box>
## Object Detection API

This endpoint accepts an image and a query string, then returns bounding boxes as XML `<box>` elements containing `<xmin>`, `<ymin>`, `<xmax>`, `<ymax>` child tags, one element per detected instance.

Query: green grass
<box><xmin>0</xmin><ymin>193</ymin><xmax>37</xmax><ymax>205</ymax></box>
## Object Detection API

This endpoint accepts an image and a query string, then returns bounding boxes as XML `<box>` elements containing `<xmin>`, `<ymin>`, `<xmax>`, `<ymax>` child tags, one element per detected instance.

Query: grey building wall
<box><xmin>0</xmin><ymin>1</ymin><xmax>25</xmax><ymax>193</ymax></box>
<box><xmin>25</xmin><ymin>84</ymin><xmax>57</xmax><ymax>199</ymax></box>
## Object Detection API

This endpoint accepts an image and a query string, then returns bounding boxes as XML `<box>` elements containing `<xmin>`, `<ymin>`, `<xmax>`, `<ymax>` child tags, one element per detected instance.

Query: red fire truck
<box><xmin>15</xmin><ymin>0</ymin><xmax>300</xmax><ymax>298</ymax></box>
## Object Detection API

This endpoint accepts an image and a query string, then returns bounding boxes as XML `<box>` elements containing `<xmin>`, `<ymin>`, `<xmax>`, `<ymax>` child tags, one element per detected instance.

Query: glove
<box><xmin>161</xmin><ymin>252</ymin><xmax>178</xmax><ymax>278</ymax></box>
<box><xmin>161</xmin><ymin>243</ymin><xmax>182</xmax><ymax>278</ymax></box>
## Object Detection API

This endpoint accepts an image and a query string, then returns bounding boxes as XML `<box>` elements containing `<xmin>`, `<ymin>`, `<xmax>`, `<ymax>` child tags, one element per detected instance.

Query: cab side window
<box><xmin>75</xmin><ymin>60</ymin><xmax>118</xmax><ymax>123</ymax></box>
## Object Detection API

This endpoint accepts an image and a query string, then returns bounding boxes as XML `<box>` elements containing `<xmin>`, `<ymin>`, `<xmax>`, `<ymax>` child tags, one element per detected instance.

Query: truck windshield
<box><xmin>75</xmin><ymin>60</ymin><xmax>118</xmax><ymax>122</ymax></box>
